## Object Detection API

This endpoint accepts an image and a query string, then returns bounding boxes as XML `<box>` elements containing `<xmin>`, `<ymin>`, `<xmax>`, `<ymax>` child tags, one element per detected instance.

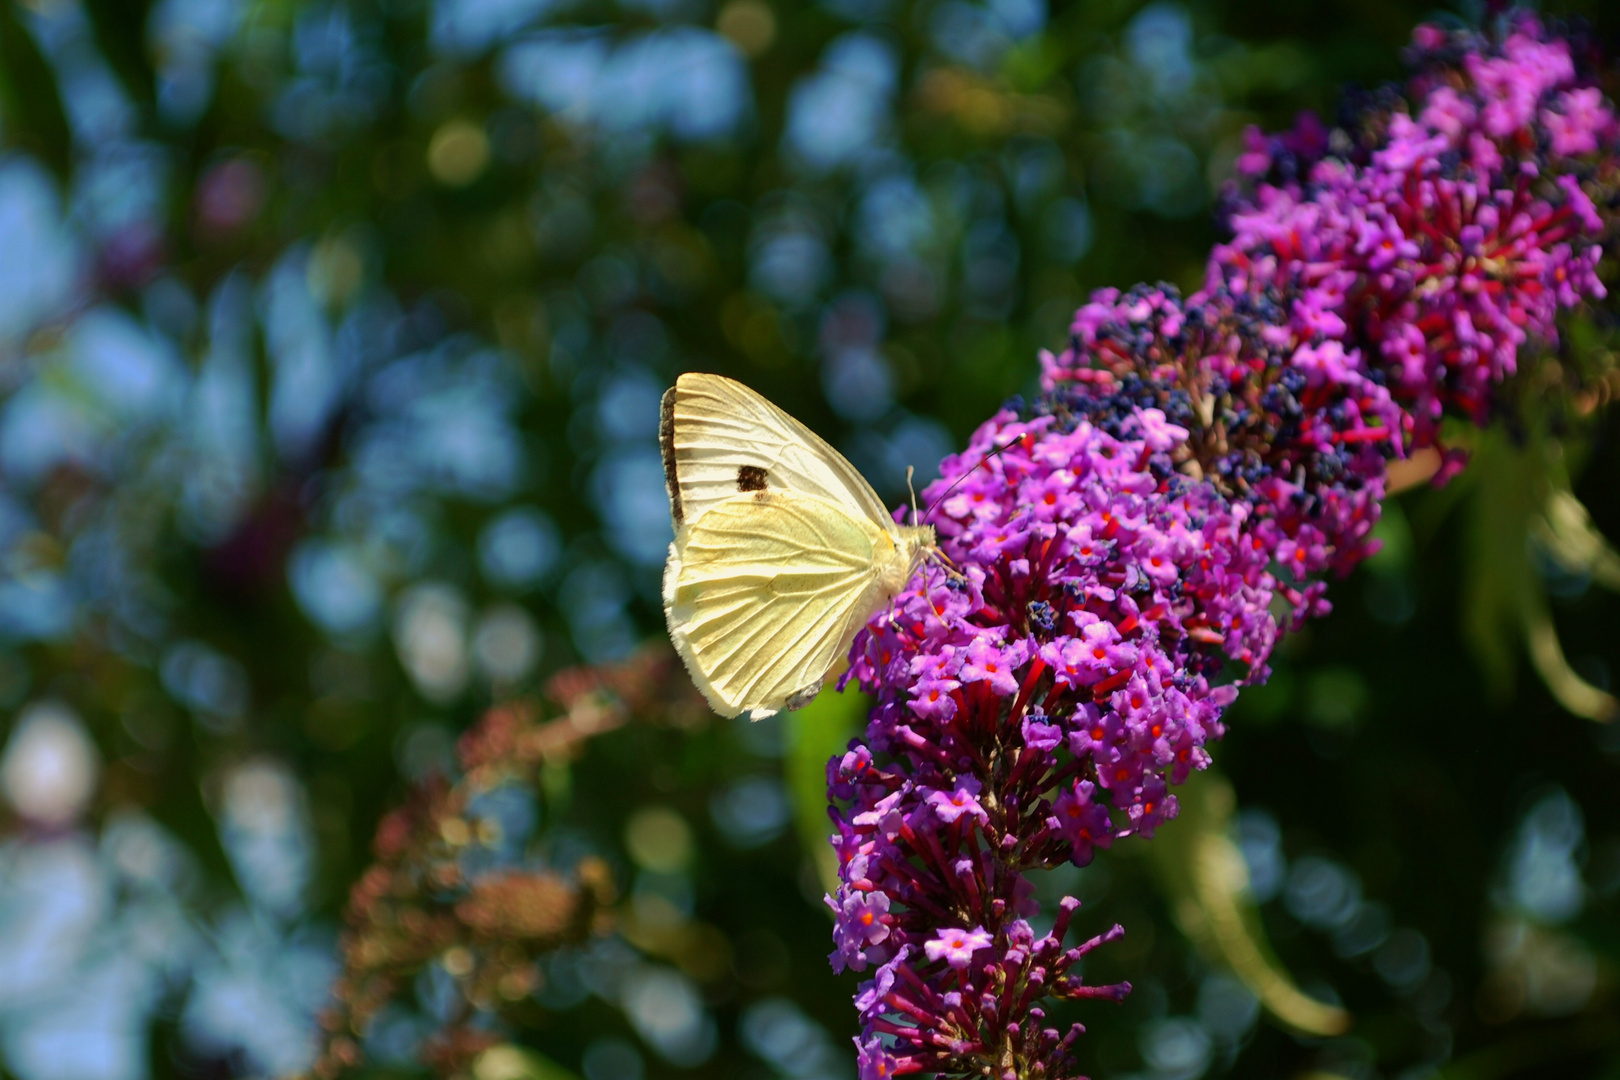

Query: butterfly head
<box><xmin>898</xmin><ymin>523</ymin><xmax>940</xmax><ymax>579</ymax></box>
<box><xmin>901</xmin><ymin>522</ymin><xmax>937</xmax><ymax>552</ymax></box>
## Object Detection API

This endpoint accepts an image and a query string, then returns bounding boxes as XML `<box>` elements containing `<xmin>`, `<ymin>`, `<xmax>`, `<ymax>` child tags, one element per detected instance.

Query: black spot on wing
<box><xmin>660</xmin><ymin>386</ymin><xmax>682</xmax><ymax>526</ymax></box>
<box><xmin>737</xmin><ymin>464</ymin><xmax>768</xmax><ymax>492</ymax></box>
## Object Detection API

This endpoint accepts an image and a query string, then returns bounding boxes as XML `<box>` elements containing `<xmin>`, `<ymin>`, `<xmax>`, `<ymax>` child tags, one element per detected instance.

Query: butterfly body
<box><xmin>660</xmin><ymin>374</ymin><xmax>934</xmax><ymax>720</ymax></box>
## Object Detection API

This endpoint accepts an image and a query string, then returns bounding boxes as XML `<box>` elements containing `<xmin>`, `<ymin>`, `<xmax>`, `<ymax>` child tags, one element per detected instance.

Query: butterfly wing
<box><xmin>664</xmin><ymin>489</ymin><xmax>900</xmax><ymax>720</ymax></box>
<box><xmin>660</xmin><ymin>372</ymin><xmax>895</xmax><ymax>533</ymax></box>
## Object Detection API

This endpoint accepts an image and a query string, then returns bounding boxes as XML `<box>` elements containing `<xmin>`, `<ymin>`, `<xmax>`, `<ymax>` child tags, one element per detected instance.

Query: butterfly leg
<box><xmin>927</xmin><ymin>546</ymin><xmax>968</xmax><ymax>583</ymax></box>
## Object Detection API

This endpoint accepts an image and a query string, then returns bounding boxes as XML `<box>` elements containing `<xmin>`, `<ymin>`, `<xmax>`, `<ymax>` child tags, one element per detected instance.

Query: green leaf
<box><xmin>1457</xmin><ymin>423</ymin><xmax>1615</xmax><ymax>719</ymax></box>
<box><xmin>786</xmin><ymin>687</ymin><xmax>868</xmax><ymax>898</ymax></box>
<box><xmin>82</xmin><ymin>0</ymin><xmax>157</xmax><ymax>109</ymax></box>
<box><xmin>1142</xmin><ymin>769</ymin><xmax>1351</xmax><ymax>1037</ymax></box>
<box><xmin>1362</xmin><ymin>500</ymin><xmax>1413</xmax><ymax>577</ymax></box>
<box><xmin>0</xmin><ymin>4</ymin><xmax>74</xmax><ymax>182</ymax></box>
<box><xmin>1461</xmin><ymin>427</ymin><xmax>1544</xmax><ymax>700</ymax></box>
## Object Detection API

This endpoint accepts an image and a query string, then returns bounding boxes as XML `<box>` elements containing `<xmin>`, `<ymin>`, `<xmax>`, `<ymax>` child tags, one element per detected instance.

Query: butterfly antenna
<box><xmin>920</xmin><ymin>436</ymin><xmax>1020</xmax><ymax>524</ymax></box>
<box><xmin>906</xmin><ymin>466</ymin><xmax>920</xmax><ymax>527</ymax></box>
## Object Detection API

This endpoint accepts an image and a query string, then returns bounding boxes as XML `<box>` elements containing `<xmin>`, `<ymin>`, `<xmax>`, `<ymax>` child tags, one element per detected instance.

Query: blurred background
<box><xmin>1</xmin><ymin>0</ymin><xmax>1618</xmax><ymax>1078</ymax></box>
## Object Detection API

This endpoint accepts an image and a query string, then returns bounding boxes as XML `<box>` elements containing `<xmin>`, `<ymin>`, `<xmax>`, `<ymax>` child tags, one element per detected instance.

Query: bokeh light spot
<box><xmin>428</xmin><ymin>120</ymin><xmax>491</xmax><ymax>186</ymax></box>
<box><xmin>625</xmin><ymin>806</ymin><xmax>693</xmax><ymax>872</ymax></box>
<box><xmin>717</xmin><ymin>1</ymin><xmax>775</xmax><ymax>57</ymax></box>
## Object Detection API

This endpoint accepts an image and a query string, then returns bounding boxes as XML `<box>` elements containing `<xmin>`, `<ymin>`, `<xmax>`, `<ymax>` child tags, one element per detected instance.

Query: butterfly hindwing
<box><xmin>664</xmin><ymin>490</ymin><xmax>896</xmax><ymax>719</ymax></box>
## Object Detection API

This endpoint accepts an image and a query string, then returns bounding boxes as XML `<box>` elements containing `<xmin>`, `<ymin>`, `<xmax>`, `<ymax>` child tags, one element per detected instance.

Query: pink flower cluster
<box><xmin>826</xmin><ymin>15</ymin><xmax>1616</xmax><ymax>1080</ymax></box>
<box><xmin>828</xmin><ymin>289</ymin><xmax>1398</xmax><ymax>1077</ymax></box>
<box><xmin>1215</xmin><ymin>14</ymin><xmax>1614</xmax><ymax>443</ymax></box>
<box><xmin>1053</xmin><ymin>283</ymin><xmax>1405</xmax><ymax>584</ymax></box>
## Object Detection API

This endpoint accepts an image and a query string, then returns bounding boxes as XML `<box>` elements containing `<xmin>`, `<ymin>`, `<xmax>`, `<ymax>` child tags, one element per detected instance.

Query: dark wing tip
<box><xmin>660</xmin><ymin>385</ymin><xmax>683</xmax><ymax>526</ymax></box>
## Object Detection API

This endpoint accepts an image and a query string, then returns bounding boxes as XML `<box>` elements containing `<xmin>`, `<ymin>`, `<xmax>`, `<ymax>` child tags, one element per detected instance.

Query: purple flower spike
<box><xmin>826</xmin><ymin>12</ymin><xmax>1618</xmax><ymax>1078</ymax></box>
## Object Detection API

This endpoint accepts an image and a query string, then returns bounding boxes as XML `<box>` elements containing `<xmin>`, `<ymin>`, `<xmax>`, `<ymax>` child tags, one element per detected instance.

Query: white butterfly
<box><xmin>661</xmin><ymin>373</ymin><xmax>936</xmax><ymax>720</ymax></box>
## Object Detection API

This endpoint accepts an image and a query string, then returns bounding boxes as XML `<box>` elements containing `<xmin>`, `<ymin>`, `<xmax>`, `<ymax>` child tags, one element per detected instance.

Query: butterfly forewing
<box><xmin>661</xmin><ymin>373</ymin><xmax>895</xmax><ymax>532</ymax></box>
<box><xmin>664</xmin><ymin>491</ymin><xmax>898</xmax><ymax>719</ymax></box>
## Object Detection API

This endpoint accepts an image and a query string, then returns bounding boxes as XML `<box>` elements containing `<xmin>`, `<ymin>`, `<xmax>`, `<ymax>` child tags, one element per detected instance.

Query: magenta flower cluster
<box><xmin>826</xmin><ymin>14</ymin><xmax>1616</xmax><ymax>1080</ymax></box>
<box><xmin>1215</xmin><ymin>13</ymin><xmax>1614</xmax><ymax>443</ymax></box>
